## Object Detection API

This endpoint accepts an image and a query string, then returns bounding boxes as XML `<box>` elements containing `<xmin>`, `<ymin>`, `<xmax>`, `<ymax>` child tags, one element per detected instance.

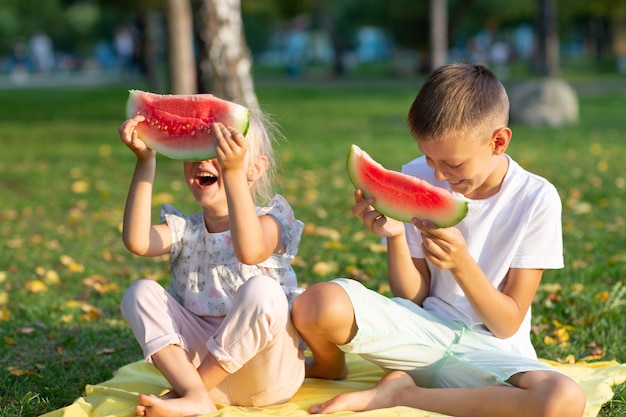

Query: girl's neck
<box><xmin>203</xmin><ymin>209</ymin><xmax>231</xmax><ymax>233</ymax></box>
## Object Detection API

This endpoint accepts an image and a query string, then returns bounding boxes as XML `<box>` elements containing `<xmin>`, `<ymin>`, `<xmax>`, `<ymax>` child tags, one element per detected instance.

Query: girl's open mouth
<box><xmin>196</xmin><ymin>172</ymin><xmax>218</xmax><ymax>187</ymax></box>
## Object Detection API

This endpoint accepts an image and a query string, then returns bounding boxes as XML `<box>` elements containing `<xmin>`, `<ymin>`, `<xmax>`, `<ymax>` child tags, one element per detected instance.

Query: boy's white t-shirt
<box><xmin>402</xmin><ymin>154</ymin><xmax>563</xmax><ymax>359</ymax></box>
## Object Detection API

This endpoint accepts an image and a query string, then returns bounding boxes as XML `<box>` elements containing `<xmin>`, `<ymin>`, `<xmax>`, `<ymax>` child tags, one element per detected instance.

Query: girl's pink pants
<box><xmin>120</xmin><ymin>275</ymin><xmax>305</xmax><ymax>407</ymax></box>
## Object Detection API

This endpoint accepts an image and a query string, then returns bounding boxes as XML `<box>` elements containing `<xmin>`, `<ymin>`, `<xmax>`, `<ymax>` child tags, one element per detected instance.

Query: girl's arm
<box><xmin>119</xmin><ymin>117</ymin><xmax>172</xmax><ymax>257</ymax></box>
<box><xmin>417</xmin><ymin>221</ymin><xmax>541</xmax><ymax>338</ymax></box>
<box><xmin>352</xmin><ymin>190</ymin><xmax>430</xmax><ymax>305</ymax></box>
<box><xmin>214</xmin><ymin>123</ymin><xmax>281</xmax><ymax>265</ymax></box>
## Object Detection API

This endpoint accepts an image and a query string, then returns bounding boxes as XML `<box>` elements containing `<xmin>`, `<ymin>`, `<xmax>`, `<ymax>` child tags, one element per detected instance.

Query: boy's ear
<box><xmin>247</xmin><ymin>156</ymin><xmax>268</xmax><ymax>182</ymax></box>
<box><xmin>491</xmin><ymin>127</ymin><xmax>512</xmax><ymax>155</ymax></box>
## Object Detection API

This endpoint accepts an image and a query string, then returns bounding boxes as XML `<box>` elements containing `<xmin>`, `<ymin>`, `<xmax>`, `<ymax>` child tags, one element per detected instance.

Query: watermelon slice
<box><xmin>346</xmin><ymin>144</ymin><xmax>468</xmax><ymax>228</ymax></box>
<box><xmin>125</xmin><ymin>90</ymin><xmax>250</xmax><ymax>160</ymax></box>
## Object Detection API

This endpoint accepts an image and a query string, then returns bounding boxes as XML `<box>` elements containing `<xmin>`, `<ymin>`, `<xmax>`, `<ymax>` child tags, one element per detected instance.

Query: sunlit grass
<box><xmin>0</xmin><ymin>78</ymin><xmax>624</xmax><ymax>416</ymax></box>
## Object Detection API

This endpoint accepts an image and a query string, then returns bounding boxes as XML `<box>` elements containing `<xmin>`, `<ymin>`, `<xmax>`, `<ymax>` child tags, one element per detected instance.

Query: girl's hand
<box><xmin>414</xmin><ymin>220</ymin><xmax>469</xmax><ymax>271</ymax></box>
<box><xmin>352</xmin><ymin>189</ymin><xmax>405</xmax><ymax>238</ymax></box>
<box><xmin>118</xmin><ymin>115</ymin><xmax>155</xmax><ymax>160</ymax></box>
<box><xmin>213</xmin><ymin>122</ymin><xmax>247</xmax><ymax>172</ymax></box>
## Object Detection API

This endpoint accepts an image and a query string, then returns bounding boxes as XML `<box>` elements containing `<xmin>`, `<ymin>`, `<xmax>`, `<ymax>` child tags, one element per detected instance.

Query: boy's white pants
<box><xmin>332</xmin><ymin>278</ymin><xmax>556</xmax><ymax>388</ymax></box>
<box><xmin>120</xmin><ymin>275</ymin><xmax>304</xmax><ymax>407</ymax></box>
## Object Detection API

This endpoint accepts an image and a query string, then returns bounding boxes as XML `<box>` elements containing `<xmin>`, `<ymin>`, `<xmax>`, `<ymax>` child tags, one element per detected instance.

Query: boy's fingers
<box><xmin>413</xmin><ymin>219</ymin><xmax>437</xmax><ymax>233</ymax></box>
<box><xmin>352</xmin><ymin>197</ymin><xmax>373</xmax><ymax>218</ymax></box>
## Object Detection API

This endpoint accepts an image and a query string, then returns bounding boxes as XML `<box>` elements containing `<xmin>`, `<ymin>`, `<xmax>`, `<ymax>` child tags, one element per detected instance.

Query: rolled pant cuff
<box><xmin>207</xmin><ymin>337</ymin><xmax>243</xmax><ymax>374</ymax></box>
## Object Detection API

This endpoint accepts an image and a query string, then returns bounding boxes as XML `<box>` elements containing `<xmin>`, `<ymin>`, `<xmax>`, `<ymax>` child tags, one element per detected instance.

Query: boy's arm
<box><xmin>418</xmin><ymin>221</ymin><xmax>541</xmax><ymax>338</ymax></box>
<box><xmin>386</xmin><ymin>234</ymin><xmax>430</xmax><ymax>305</ymax></box>
<box><xmin>352</xmin><ymin>190</ymin><xmax>430</xmax><ymax>304</ymax></box>
<box><xmin>452</xmin><ymin>255</ymin><xmax>542</xmax><ymax>338</ymax></box>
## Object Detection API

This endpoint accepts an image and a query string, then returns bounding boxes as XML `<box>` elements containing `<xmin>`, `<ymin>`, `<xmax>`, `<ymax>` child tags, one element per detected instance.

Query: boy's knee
<box><xmin>292</xmin><ymin>282</ymin><xmax>327</xmax><ymax>329</ymax></box>
<box><xmin>292</xmin><ymin>282</ymin><xmax>355</xmax><ymax>337</ymax></box>
<box><xmin>541</xmin><ymin>374</ymin><xmax>586</xmax><ymax>417</ymax></box>
<box><xmin>552</xmin><ymin>377</ymin><xmax>585</xmax><ymax>417</ymax></box>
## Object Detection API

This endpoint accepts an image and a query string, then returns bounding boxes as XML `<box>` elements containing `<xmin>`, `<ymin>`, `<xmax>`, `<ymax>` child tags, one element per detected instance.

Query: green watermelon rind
<box><xmin>125</xmin><ymin>90</ymin><xmax>251</xmax><ymax>160</ymax></box>
<box><xmin>346</xmin><ymin>144</ymin><xmax>468</xmax><ymax>228</ymax></box>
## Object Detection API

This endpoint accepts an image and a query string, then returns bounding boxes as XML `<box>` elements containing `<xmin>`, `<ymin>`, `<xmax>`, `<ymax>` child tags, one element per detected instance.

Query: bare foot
<box><xmin>134</xmin><ymin>392</ymin><xmax>217</xmax><ymax>417</ymax></box>
<box><xmin>159</xmin><ymin>389</ymin><xmax>180</xmax><ymax>400</ymax></box>
<box><xmin>309</xmin><ymin>370</ymin><xmax>417</xmax><ymax>414</ymax></box>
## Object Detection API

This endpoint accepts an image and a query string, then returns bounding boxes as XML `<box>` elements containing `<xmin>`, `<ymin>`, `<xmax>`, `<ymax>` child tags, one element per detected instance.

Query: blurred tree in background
<box><xmin>165</xmin><ymin>0</ymin><xmax>196</xmax><ymax>94</ymax></box>
<box><xmin>1</xmin><ymin>0</ymin><xmax>626</xmax><ymax>91</ymax></box>
<box><xmin>195</xmin><ymin>0</ymin><xmax>259</xmax><ymax>109</ymax></box>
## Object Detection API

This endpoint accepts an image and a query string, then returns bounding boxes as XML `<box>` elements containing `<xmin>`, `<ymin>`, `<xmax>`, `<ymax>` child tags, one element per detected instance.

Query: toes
<box><xmin>138</xmin><ymin>393</ymin><xmax>159</xmax><ymax>407</ymax></box>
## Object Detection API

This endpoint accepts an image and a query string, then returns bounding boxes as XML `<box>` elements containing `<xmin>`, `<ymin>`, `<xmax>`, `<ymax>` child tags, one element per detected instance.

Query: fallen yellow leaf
<box><xmin>7</xmin><ymin>366</ymin><xmax>37</xmax><ymax>376</ymax></box>
<box><xmin>71</xmin><ymin>180</ymin><xmax>90</xmax><ymax>194</ymax></box>
<box><xmin>557</xmin><ymin>354</ymin><xmax>577</xmax><ymax>364</ymax></box>
<box><xmin>0</xmin><ymin>309</ymin><xmax>11</xmax><ymax>321</ymax></box>
<box><xmin>25</xmin><ymin>280</ymin><xmax>47</xmax><ymax>293</ymax></box>
<box><xmin>365</xmin><ymin>242</ymin><xmax>387</xmax><ymax>253</ymax></box>
<box><xmin>312</xmin><ymin>261</ymin><xmax>339</xmax><ymax>277</ymax></box>
<box><xmin>595</xmin><ymin>291</ymin><xmax>610</xmax><ymax>302</ymax></box>
<box><xmin>44</xmin><ymin>269</ymin><xmax>60</xmax><ymax>285</ymax></box>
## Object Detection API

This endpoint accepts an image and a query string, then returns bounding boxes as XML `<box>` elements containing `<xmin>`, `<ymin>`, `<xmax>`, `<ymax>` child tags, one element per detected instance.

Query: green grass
<box><xmin>0</xmin><ymin>77</ymin><xmax>624</xmax><ymax>416</ymax></box>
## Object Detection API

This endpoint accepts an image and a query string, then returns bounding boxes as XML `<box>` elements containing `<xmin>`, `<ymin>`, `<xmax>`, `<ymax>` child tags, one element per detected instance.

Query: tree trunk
<box><xmin>165</xmin><ymin>0</ymin><xmax>197</xmax><ymax>94</ymax></box>
<box><xmin>429</xmin><ymin>0</ymin><xmax>448</xmax><ymax>71</ymax></box>
<box><xmin>311</xmin><ymin>0</ymin><xmax>345</xmax><ymax>77</ymax></box>
<box><xmin>533</xmin><ymin>0</ymin><xmax>559</xmax><ymax>76</ymax></box>
<box><xmin>195</xmin><ymin>0</ymin><xmax>259</xmax><ymax>111</ymax></box>
<box><xmin>140</xmin><ymin>10</ymin><xmax>167</xmax><ymax>92</ymax></box>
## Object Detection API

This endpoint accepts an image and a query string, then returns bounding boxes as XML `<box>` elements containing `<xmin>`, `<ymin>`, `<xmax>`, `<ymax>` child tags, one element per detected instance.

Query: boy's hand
<box><xmin>118</xmin><ymin>115</ymin><xmax>155</xmax><ymax>160</ymax></box>
<box><xmin>213</xmin><ymin>122</ymin><xmax>247</xmax><ymax>172</ymax></box>
<box><xmin>352</xmin><ymin>189</ymin><xmax>405</xmax><ymax>238</ymax></box>
<box><xmin>414</xmin><ymin>220</ymin><xmax>469</xmax><ymax>271</ymax></box>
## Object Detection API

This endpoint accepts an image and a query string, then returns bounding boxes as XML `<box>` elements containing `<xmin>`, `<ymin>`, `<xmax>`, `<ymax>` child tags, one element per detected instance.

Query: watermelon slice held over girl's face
<box><xmin>125</xmin><ymin>90</ymin><xmax>250</xmax><ymax>160</ymax></box>
<box><xmin>347</xmin><ymin>144</ymin><xmax>468</xmax><ymax>228</ymax></box>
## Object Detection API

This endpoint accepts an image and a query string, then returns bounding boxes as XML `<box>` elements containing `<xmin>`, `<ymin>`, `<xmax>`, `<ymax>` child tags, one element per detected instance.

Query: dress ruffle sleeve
<box><xmin>256</xmin><ymin>195</ymin><xmax>304</xmax><ymax>268</ymax></box>
<box><xmin>160</xmin><ymin>204</ymin><xmax>190</xmax><ymax>261</ymax></box>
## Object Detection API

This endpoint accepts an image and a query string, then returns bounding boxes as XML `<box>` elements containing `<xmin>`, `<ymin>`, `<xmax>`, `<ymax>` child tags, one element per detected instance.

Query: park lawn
<box><xmin>0</xmin><ymin>78</ymin><xmax>624</xmax><ymax>416</ymax></box>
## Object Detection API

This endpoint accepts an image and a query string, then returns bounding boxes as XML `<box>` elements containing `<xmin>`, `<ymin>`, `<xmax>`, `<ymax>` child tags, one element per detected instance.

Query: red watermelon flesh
<box><xmin>125</xmin><ymin>90</ymin><xmax>250</xmax><ymax>160</ymax></box>
<box><xmin>347</xmin><ymin>144</ymin><xmax>468</xmax><ymax>228</ymax></box>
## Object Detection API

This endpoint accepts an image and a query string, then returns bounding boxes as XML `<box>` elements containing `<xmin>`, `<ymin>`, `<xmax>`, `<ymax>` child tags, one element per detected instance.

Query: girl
<box><xmin>118</xmin><ymin>111</ymin><xmax>305</xmax><ymax>417</ymax></box>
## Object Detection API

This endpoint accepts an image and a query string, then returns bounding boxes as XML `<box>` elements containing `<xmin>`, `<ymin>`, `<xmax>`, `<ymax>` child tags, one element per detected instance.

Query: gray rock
<box><xmin>509</xmin><ymin>78</ymin><xmax>579</xmax><ymax>127</ymax></box>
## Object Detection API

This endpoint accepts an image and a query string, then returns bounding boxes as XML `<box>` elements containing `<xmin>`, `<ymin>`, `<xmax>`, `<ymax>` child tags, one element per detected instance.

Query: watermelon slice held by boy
<box><xmin>125</xmin><ymin>90</ymin><xmax>250</xmax><ymax>160</ymax></box>
<box><xmin>347</xmin><ymin>144</ymin><xmax>468</xmax><ymax>228</ymax></box>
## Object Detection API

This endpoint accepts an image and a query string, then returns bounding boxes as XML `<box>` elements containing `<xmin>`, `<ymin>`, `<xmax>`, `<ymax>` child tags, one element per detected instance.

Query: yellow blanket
<box><xmin>43</xmin><ymin>354</ymin><xmax>625</xmax><ymax>417</ymax></box>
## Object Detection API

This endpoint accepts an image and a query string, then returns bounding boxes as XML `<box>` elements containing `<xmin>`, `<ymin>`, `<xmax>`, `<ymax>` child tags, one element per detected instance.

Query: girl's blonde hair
<box><xmin>245</xmin><ymin>109</ymin><xmax>280</xmax><ymax>204</ymax></box>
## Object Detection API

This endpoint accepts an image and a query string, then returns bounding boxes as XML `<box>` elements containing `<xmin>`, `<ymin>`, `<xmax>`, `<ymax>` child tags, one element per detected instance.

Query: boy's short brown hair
<box><xmin>407</xmin><ymin>64</ymin><xmax>509</xmax><ymax>142</ymax></box>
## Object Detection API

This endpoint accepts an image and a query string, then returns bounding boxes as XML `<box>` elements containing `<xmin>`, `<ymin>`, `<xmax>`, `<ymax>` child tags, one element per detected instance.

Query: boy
<box><xmin>291</xmin><ymin>64</ymin><xmax>586</xmax><ymax>417</ymax></box>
